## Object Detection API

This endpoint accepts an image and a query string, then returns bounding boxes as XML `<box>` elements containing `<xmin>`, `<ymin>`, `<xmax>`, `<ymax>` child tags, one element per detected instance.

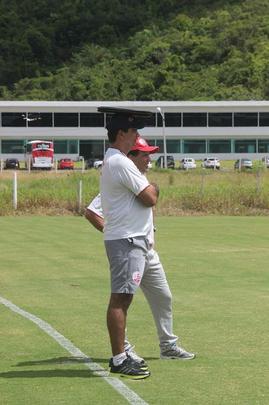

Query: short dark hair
<box><xmin>108</xmin><ymin>125</ymin><xmax>133</xmax><ymax>143</ymax></box>
<box><xmin>107</xmin><ymin>129</ymin><xmax>119</xmax><ymax>143</ymax></box>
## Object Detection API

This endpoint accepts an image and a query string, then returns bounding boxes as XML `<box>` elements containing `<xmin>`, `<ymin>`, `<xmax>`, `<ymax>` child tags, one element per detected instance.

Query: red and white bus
<box><xmin>26</xmin><ymin>140</ymin><xmax>54</xmax><ymax>170</ymax></box>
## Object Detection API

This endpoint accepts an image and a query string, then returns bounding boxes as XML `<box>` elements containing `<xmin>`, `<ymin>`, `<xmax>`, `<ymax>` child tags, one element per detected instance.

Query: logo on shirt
<box><xmin>132</xmin><ymin>271</ymin><xmax>142</xmax><ymax>285</ymax></box>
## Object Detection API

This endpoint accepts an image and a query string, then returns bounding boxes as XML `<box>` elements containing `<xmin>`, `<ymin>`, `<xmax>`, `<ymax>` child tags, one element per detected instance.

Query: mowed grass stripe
<box><xmin>0</xmin><ymin>299</ymin><xmax>127</xmax><ymax>405</ymax></box>
<box><xmin>1</xmin><ymin>216</ymin><xmax>269</xmax><ymax>404</ymax></box>
<box><xmin>0</xmin><ymin>296</ymin><xmax>148</xmax><ymax>405</ymax></box>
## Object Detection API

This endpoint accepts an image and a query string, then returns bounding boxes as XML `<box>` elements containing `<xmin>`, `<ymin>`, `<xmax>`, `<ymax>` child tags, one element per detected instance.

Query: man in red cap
<box><xmin>86</xmin><ymin>135</ymin><xmax>195</xmax><ymax>379</ymax></box>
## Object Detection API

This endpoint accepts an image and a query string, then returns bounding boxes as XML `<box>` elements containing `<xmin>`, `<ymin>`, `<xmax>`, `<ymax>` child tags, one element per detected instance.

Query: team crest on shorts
<box><xmin>132</xmin><ymin>271</ymin><xmax>141</xmax><ymax>285</ymax></box>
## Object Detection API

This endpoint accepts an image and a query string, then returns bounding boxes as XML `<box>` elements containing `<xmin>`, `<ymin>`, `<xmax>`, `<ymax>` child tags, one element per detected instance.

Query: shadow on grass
<box><xmin>0</xmin><ymin>369</ymin><xmax>104</xmax><ymax>379</ymax></box>
<box><xmin>15</xmin><ymin>356</ymin><xmax>159</xmax><ymax>367</ymax></box>
<box><xmin>0</xmin><ymin>356</ymin><xmax>160</xmax><ymax>379</ymax></box>
<box><xmin>16</xmin><ymin>356</ymin><xmax>97</xmax><ymax>366</ymax></box>
<box><xmin>0</xmin><ymin>357</ymin><xmax>108</xmax><ymax>379</ymax></box>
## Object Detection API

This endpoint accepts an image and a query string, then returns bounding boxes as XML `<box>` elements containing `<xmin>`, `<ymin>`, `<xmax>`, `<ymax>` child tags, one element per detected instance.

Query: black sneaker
<box><xmin>109</xmin><ymin>356</ymin><xmax>150</xmax><ymax>380</ymax></box>
<box><xmin>109</xmin><ymin>350</ymin><xmax>149</xmax><ymax>370</ymax></box>
<box><xmin>125</xmin><ymin>345</ymin><xmax>148</xmax><ymax>370</ymax></box>
<box><xmin>109</xmin><ymin>355</ymin><xmax>148</xmax><ymax>371</ymax></box>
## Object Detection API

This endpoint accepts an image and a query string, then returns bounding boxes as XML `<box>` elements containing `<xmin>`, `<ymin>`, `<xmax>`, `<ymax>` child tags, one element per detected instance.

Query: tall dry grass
<box><xmin>0</xmin><ymin>170</ymin><xmax>100</xmax><ymax>215</ymax></box>
<box><xmin>1</xmin><ymin>168</ymin><xmax>269</xmax><ymax>216</ymax></box>
<box><xmin>149</xmin><ymin>168</ymin><xmax>269</xmax><ymax>216</ymax></box>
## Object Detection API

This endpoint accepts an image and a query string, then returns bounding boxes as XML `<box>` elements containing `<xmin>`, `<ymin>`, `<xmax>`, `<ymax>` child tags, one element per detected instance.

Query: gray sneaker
<box><xmin>160</xmin><ymin>343</ymin><xmax>196</xmax><ymax>360</ymax></box>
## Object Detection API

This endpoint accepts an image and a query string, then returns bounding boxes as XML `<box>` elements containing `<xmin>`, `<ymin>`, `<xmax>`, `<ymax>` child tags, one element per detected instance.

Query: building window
<box><xmin>68</xmin><ymin>140</ymin><xmax>78</xmax><ymax>154</ymax></box>
<box><xmin>234</xmin><ymin>113</ymin><xmax>258</xmax><ymax>127</ymax></box>
<box><xmin>258</xmin><ymin>140</ymin><xmax>269</xmax><ymax>153</ymax></box>
<box><xmin>234</xmin><ymin>140</ymin><xmax>256</xmax><ymax>153</ymax></box>
<box><xmin>183</xmin><ymin>113</ymin><xmax>207</xmax><ymax>127</ymax></box>
<box><xmin>208</xmin><ymin>113</ymin><xmax>232</xmax><ymax>127</ymax></box>
<box><xmin>147</xmin><ymin>139</ymin><xmax>180</xmax><ymax>153</ymax></box>
<box><xmin>183</xmin><ymin>140</ymin><xmax>206</xmax><ymax>153</ymax></box>
<box><xmin>2</xmin><ymin>112</ymin><xmax>26</xmax><ymax>127</ymax></box>
<box><xmin>167</xmin><ymin>139</ymin><xmax>181</xmax><ymax>153</ymax></box>
<box><xmin>54</xmin><ymin>113</ymin><xmax>78</xmax><ymax>127</ymax></box>
<box><xmin>208</xmin><ymin>140</ymin><xmax>231</xmax><ymax>153</ymax></box>
<box><xmin>1</xmin><ymin>140</ymin><xmax>25</xmax><ymax>153</ymax></box>
<box><xmin>158</xmin><ymin>113</ymin><xmax>181</xmax><ymax>127</ymax></box>
<box><xmin>80</xmin><ymin>113</ymin><xmax>104</xmax><ymax>127</ymax></box>
<box><xmin>54</xmin><ymin>140</ymin><xmax>68</xmax><ymax>153</ymax></box>
<box><xmin>156</xmin><ymin>139</ymin><xmax>163</xmax><ymax>153</ymax></box>
<box><xmin>79</xmin><ymin>140</ymin><xmax>104</xmax><ymax>159</ymax></box>
<box><xmin>157</xmin><ymin>114</ymin><xmax>163</xmax><ymax>127</ymax></box>
<box><xmin>27</xmin><ymin>112</ymin><xmax>52</xmax><ymax>127</ymax></box>
<box><xmin>259</xmin><ymin>113</ymin><xmax>269</xmax><ymax>127</ymax></box>
<box><xmin>54</xmin><ymin>140</ymin><xmax>78</xmax><ymax>154</ymax></box>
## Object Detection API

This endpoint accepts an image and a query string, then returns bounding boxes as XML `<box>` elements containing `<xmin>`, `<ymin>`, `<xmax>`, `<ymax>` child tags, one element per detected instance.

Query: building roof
<box><xmin>1</xmin><ymin>100</ymin><xmax>269</xmax><ymax>112</ymax></box>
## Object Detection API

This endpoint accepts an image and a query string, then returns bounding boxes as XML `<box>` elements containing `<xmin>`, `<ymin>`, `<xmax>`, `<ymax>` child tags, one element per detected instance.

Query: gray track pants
<box><xmin>126</xmin><ymin>248</ymin><xmax>178</xmax><ymax>348</ymax></box>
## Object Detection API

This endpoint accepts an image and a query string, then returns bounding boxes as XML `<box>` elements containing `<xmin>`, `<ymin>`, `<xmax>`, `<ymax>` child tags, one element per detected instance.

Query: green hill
<box><xmin>1</xmin><ymin>0</ymin><xmax>269</xmax><ymax>100</ymax></box>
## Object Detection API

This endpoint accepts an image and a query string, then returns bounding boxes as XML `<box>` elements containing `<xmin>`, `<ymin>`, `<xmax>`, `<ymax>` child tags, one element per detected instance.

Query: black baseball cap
<box><xmin>98</xmin><ymin>107</ymin><xmax>153</xmax><ymax>132</ymax></box>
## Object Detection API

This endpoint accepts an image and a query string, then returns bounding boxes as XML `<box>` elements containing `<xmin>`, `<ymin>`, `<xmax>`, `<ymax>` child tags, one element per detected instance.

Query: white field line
<box><xmin>0</xmin><ymin>295</ymin><xmax>149</xmax><ymax>405</ymax></box>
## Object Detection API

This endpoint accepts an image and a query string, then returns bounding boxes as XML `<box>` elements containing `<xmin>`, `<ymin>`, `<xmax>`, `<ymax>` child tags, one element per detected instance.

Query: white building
<box><xmin>1</xmin><ymin>100</ymin><xmax>269</xmax><ymax>160</ymax></box>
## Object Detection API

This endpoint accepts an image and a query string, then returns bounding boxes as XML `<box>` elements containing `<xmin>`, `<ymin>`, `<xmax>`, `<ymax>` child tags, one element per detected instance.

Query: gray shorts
<box><xmin>104</xmin><ymin>236</ymin><xmax>150</xmax><ymax>294</ymax></box>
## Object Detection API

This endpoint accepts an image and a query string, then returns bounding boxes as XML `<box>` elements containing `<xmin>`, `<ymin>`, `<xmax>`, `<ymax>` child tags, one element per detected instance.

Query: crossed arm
<box><xmin>137</xmin><ymin>183</ymin><xmax>159</xmax><ymax>207</ymax></box>
<box><xmin>85</xmin><ymin>209</ymin><xmax>104</xmax><ymax>232</ymax></box>
<box><xmin>85</xmin><ymin>182</ymin><xmax>159</xmax><ymax>231</ymax></box>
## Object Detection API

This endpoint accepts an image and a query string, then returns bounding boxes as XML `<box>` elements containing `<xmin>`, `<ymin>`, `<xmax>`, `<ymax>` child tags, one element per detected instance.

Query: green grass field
<box><xmin>1</xmin><ymin>216</ymin><xmax>269</xmax><ymax>404</ymax></box>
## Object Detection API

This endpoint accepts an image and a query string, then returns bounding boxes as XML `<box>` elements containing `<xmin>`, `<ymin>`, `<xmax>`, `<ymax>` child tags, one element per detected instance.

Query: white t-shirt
<box><xmin>87</xmin><ymin>194</ymin><xmax>154</xmax><ymax>245</ymax></box>
<box><xmin>87</xmin><ymin>194</ymin><xmax>102</xmax><ymax>216</ymax></box>
<box><xmin>100</xmin><ymin>148</ymin><xmax>153</xmax><ymax>241</ymax></box>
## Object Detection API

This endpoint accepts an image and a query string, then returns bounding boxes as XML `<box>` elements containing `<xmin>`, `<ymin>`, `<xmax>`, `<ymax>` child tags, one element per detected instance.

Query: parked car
<box><xmin>202</xmin><ymin>157</ymin><xmax>220</xmax><ymax>169</ymax></box>
<box><xmin>180</xmin><ymin>157</ymin><xmax>196</xmax><ymax>170</ymax></box>
<box><xmin>156</xmin><ymin>155</ymin><xmax>175</xmax><ymax>169</ymax></box>
<box><xmin>234</xmin><ymin>158</ymin><xmax>253</xmax><ymax>170</ymax></box>
<box><xmin>58</xmin><ymin>158</ymin><xmax>74</xmax><ymax>170</ymax></box>
<box><xmin>261</xmin><ymin>156</ymin><xmax>269</xmax><ymax>168</ymax></box>
<box><xmin>93</xmin><ymin>160</ymin><xmax>103</xmax><ymax>169</ymax></box>
<box><xmin>85</xmin><ymin>158</ymin><xmax>102</xmax><ymax>169</ymax></box>
<box><xmin>4</xmin><ymin>158</ymin><xmax>20</xmax><ymax>169</ymax></box>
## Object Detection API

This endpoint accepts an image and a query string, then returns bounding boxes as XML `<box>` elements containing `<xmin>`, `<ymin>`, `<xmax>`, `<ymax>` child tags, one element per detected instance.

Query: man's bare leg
<box><xmin>107</xmin><ymin>293</ymin><xmax>133</xmax><ymax>355</ymax></box>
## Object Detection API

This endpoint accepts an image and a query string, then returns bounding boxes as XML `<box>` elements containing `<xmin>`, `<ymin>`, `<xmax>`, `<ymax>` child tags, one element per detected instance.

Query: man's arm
<box><xmin>137</xmin><ymin>183</ymin><xmax>159</xmax><ymax>207</ymax></box>
<box><xmin>85</xmin><ymin>208</ymin><xmax>104</xmax><ymax>232</ymax></box>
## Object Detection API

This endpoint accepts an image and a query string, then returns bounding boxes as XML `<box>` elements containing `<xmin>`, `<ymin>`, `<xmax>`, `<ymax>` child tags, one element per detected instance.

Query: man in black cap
<box><xmin>99</xmin><ymin>108</ymin><xmax>158</xmax><ymax>379</ymax></box>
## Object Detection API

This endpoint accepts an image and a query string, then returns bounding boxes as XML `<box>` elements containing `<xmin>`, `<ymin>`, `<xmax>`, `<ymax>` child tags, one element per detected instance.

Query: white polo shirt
<box><xmin>87</xmin><ymin>194</ymin><xmax>154</xmax><ymax>245</ymax></box>
<box><xmin>100</xmin><ymin>148</ymin><xmax>153</xmax><ymax>241</ymax></box>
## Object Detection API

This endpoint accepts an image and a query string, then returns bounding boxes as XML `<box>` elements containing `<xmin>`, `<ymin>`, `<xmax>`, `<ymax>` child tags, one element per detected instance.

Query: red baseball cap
<box><xmin>131</xmin><ymin>136</ymin><xmax>159</xmax><ymax>153</ymax></box>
